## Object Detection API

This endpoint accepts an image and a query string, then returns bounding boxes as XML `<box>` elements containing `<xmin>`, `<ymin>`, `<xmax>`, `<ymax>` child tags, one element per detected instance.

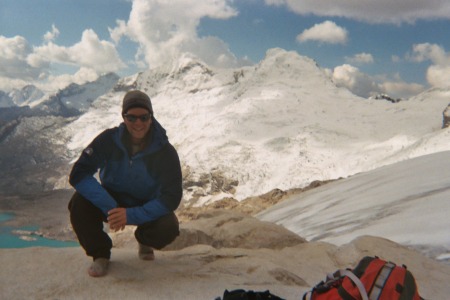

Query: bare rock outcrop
<box><xmin>443</xmin><ymin>103</ymin><xmax>450</xmax><ymax>128</ymax></box>
<box><xmin>165</xmin><ymin>209</ymin><xmax>306</xmax><ymax>250</ymax></box>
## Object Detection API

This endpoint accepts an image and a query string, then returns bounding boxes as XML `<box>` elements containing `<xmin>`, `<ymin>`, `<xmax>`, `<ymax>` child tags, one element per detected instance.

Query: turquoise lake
<box><xmin>0</xmin><ymin>212</ymin><xmax>79</xmax><ymax>248</ymax></box>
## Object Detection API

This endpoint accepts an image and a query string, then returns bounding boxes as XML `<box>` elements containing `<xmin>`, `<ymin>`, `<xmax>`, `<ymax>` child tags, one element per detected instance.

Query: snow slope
<box><xmin>258</xmin><ymin>150</ymin><xmax>450</xmax><ymax>262</ymax></box>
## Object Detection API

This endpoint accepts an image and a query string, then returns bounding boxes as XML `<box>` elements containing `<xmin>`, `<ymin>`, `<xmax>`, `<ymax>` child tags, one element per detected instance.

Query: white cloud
<box><xmin>35</xmin><ymin>68</ymin><xmax>100</xmax><ymax>92</ymax></box>
<box><xmin>297</xmin><ymin>21</ymin><xmax>347</xmax><ymax>45</ymax></box>
<box><xmin>108</xmin><ymin>0</ymin><xmax>246</xmax><ymax>69</ymax></box>
<box><xmin>0</xmin><ymin>35</ymin><xmax>42</xmax><ymax>80</ymax></box>
<box><xmin>380</xmin><ymin>81</ymin><xmax>424</xmax><ymax>99</ymax></box>
<box><xmin>30</xmin><ymin>29</ymin><xmax>126</xmax><ymax>73</ymax></box>
<box><xmin>410</xmin><ymin>43</ymin><xmax>450</xmax><ymax>88</ymax></box>
<box><xmin>410</xmin><ymin>43</ymin><xmax>449</xmax><ymax>65</ymax></box>
<box><xmin>27</xmin><ymin>42</ymin><xmax>68</xmax><ymax>69</ymax></box>
<box><xmin>331</xmin><ymin>64</ymin><xmax>381</xmax><ymax>97</ymax></box>
<box><xmin>345</xmin><ymin>53</ymin><xmax>374</xmax><ymax>64</ymax></box>
<box><xmin>184</xmin><ymin>36</ymin><xmax>253</xmax><ymax>68</ymax></box>
<box><xmin>43</xmin><ymin>24</ymin><xmax>60</xmax><ymax>42</ymax></box>
<box><xmin>266</xmin><ymin>0</ymin><xmax>450</xmax><ymax>24</ymax></box>
<box><xmin>0</xmin><ymin>28</ymin><xmax>126</xmax><ymax>92</ymax></box>
<box><xmin>330</xmin><ymin>64</ymin><xmax>424</xmax><ymax>99</ymax></box>
<box><xmin>72</xmin><ymin>30</ymin><xmax>126</xmax><ymax>72</ymax></box>
<box><xmin>426</xmin><ymin>65</ymin><xmax>450</xmax><ymax>88</ymax></box>
<box><xmin>0</xmin><ymin>77</ymin><xmax>30</xmax><ymax>92</ymax></box>
<box><xmin>0</xmin><ymin>36</ymin><xmax>29</xmax><ymax>60</ymax></box>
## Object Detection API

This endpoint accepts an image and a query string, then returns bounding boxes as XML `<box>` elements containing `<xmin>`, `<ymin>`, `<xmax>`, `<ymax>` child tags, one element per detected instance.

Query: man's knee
<box><xmin>135</xmin><ymin>213</ymin><xmax>180</xmax><ymax>249</ymax></box>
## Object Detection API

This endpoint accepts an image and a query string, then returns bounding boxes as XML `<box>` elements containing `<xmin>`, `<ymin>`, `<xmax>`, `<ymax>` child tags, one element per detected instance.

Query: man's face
<box><xmin>123</xmin><ymin>107</ymin><xmax>152</xmax><ymax>142</ymax></box>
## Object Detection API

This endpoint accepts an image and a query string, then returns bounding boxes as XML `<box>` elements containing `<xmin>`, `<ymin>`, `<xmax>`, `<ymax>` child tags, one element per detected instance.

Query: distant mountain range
<box><xmin>0</xmin><ymin>73</ymin><xmax>120</xmax><ymax>194</ymax></box>
<box><xmin>0</xmin><ymin>48</ymin><xmax>449</xmax><ymax>204</ymax></box>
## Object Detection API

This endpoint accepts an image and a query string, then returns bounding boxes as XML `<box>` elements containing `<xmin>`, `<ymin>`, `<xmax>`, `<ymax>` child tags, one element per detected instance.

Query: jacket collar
<box><xmin>116</xmin><ymin>117</ymin><xmax>169</xmax><ymax>155</ymax></box>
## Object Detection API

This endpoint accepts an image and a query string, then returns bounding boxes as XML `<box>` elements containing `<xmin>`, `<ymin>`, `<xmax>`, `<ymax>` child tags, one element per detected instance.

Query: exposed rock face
<box><xmin>443</xmin><ymin>103</ymin><xmax>450</xmax><ymax>128</ymax></box>
<box><xmin>165</xmin><ymin>210</ymin><xmax>306</xmax><ymax>250</ymax></box>
<box><xmin>371</xmin><ymin>94</ymin><xmax>403</xmax><ymax>103</ymax></box>
<box><xmin>182</xmin><ymin>168</ymin><xmax>239</xmax><ymax>205</ymax></box>
<box><xmin>0</xmin><ymin>116</ymin><xmax>73</xmax><ymax>195</ymax></box>
<box><xmin>178</xmin><ymin>180</ymin><xmax>334</xmax><ymax>221</ymax></box>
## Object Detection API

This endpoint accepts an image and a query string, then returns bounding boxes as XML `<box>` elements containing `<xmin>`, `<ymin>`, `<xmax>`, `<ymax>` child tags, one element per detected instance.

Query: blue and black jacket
<box><xmin>69</xmin><ymin>118</ymin><xmax>182</xmax><ymax>225</ymax></box>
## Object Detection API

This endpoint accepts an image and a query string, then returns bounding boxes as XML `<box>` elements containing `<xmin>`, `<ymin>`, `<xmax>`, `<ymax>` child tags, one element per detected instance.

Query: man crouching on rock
<box><xmin>68</xmin><ymin>90</ymin><xmax>182</xmax><ymax>277</ymax></box>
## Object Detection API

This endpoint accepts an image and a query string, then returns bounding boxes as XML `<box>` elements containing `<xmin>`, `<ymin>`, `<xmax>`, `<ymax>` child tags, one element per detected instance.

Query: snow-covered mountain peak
<box><xmin>0</xmin><ymin>85</ymin><xmax>46</xmax><ymax>108</ymax></box>
<box><xmin>56</xmin><ymin>72</ymin><xmax>120</xmax><ymax>111</ymax></box>
<box><xmin>10</xmin><ymin>85</ymin><xmax>45</xmax><ymax>107</ymax></box>
<box><xmin>252</xmin><ymin>48</ymin><xmax>328</xmax><ymax>85</ymax></box>
<box><xmin>135</xmin><ymin>53</ymin><xmax>231</xmax><ymax>97</ymax></box>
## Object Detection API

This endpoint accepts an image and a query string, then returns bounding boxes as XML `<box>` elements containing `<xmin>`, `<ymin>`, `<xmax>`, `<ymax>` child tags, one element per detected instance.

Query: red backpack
<box><xmin>303</xmin><ymin>256</ymin><xmax>423</xmax><ymax>300</ymax></box>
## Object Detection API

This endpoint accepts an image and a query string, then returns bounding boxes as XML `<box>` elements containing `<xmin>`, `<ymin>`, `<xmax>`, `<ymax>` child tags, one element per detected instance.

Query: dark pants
<box><xmin>68</xmin><ymin>192</ymin><xmax>179</xmax><ymax>260</ymax></box>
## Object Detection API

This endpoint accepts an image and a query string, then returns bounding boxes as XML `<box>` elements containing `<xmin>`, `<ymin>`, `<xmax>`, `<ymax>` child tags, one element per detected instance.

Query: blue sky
<box><xmin>1</xmin><ymin>0</ymin><xmax>449</xmax><ymax>98</ymax></box>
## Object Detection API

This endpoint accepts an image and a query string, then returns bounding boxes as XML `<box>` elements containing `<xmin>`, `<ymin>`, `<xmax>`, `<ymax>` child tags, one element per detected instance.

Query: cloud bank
<box><xmin>0</xmin><ymin>0</ymin><xmax>448</xmax><ymax>98</ymax></box>
<box><xmin>0</xmin><ymin>28</ymin><xmax>125</xmax><ymax>92</ymax></box>
<box><xmin>345</xmin><ymin>53</ymin><xmax>374</xmax><ymax>65</ymax></box>
<box><xmin>266</xmin><ymin>0</ymin><xmax>450</xmax><ymax>24</ymax></box>
<box><xmin>273</xmin><ymin>0</ymin><xmax>450</xmax><ymax>96</ymax></box>
<box><xmin>108</xmin><ymin>0</ymin><xmax>246</xmax><ymax>69</ymax></box>
<box><xmin>328</xmin><ymin>64</ymin><xmax>425</xmax><ymax>99</ymax></box>
<box><xmin>0</xmin><ymin>0</ymin><xmax>248</xmax><ymax>92</ymax></box>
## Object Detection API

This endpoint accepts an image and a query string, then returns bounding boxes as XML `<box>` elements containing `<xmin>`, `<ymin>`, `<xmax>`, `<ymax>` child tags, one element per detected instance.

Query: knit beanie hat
<box><xmin>122</xmin><ymin>90</ymin><xmax>153</xmax><ymax>115</ymax></box>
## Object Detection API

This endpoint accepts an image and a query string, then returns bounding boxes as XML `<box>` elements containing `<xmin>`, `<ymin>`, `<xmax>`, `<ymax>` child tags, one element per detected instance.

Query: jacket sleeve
<box><xmin>69</xmin><ymin>130</ymin><xmax>118</xmax><ymax>216</ymax></box>
<box><xmin>125</xmin><ymin>143</ymin><xmax>183</xmax><ymax>225</ymax></box>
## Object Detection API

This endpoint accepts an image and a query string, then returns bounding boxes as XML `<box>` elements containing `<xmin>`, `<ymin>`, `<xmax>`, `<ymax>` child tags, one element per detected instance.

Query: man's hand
<box><xmin>108</xmin><ymin>208</ymin><xmax>127</xmax><ymax>232</ymax></box>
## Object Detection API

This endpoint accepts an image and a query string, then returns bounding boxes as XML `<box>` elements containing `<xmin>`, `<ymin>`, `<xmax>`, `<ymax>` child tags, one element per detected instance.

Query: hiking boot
<box><xmin>88</xmin><ymin>258</ymin><xmax>110</xmax><ymax>277</ymax></box>
<box><xmin>139</xmin><ymin>243</ymin><xmax>155</xmax><ymax>261</ymax></box>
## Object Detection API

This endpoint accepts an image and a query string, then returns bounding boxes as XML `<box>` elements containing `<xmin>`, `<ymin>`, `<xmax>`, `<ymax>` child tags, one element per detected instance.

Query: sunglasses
<box><xmin>123</xmin><ymin>113</ymin><xmax>152</xmax><ymax>123</ymax></box>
